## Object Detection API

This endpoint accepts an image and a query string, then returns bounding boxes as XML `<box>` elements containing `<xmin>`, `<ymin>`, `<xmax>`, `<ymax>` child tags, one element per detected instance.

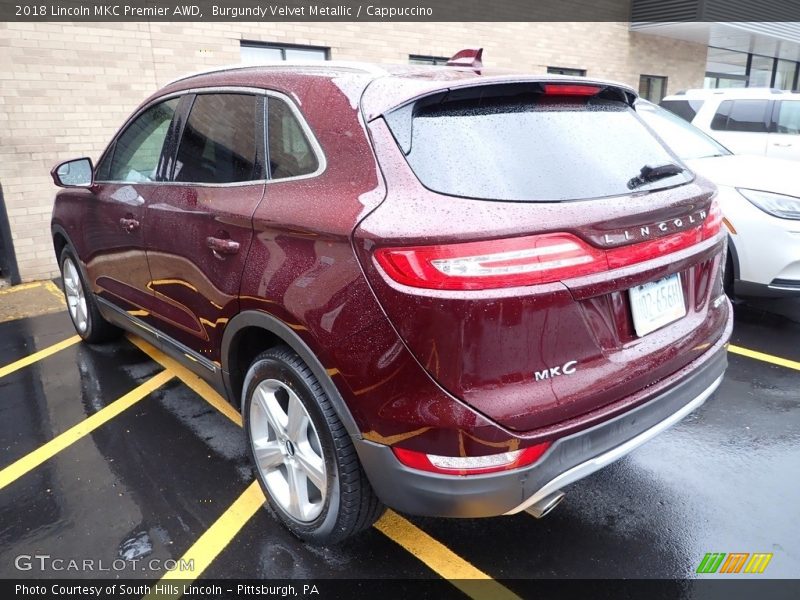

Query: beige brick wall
<box><xmin>0</xmin><ymin>21</ymin><xmax>707</xmax><ymax>282</ymax></box>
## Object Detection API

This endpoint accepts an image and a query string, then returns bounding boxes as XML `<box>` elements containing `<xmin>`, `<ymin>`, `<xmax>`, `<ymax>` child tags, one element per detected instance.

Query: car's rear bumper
<box><xmin>354</xmin><ymin>329</ymin><xmax>729</xmax><ymax>518</ymax></box>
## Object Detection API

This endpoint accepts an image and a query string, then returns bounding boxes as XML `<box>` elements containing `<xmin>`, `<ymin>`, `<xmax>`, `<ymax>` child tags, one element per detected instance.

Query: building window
<box><xmin>639</xmin><ymin>75</ymin><xmax>668</xmax><ymax>102</ymax></box>
<box><xmin>547</xmin><ymin>66</ymin><xmax>587</xmax><ymax>76</ymax></box>
<box><xmin>240</xmin><ymin>41</ymin><xmax>329</xmax><ymax>64</ymax></box>
<box><xmin>704</xmin><ymin>47</ymin><xmax>800</xmax><ymax>91</ymax></box>
<box><xmin>409</xmin><ymin>55</ymin><xmax>449</xmax><ymax>66</ymax></box>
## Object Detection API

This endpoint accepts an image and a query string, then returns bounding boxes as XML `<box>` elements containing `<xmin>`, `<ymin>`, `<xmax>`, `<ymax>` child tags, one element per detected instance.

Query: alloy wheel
<box><xmin>63</xmin><ymin>258</ymin><xmax>88</xmax><ymax>333</ymax></box>
<box><xmin>249</xmin><ymin>379</ymin><xmax>327</xmax><ymax>522</ymax></box>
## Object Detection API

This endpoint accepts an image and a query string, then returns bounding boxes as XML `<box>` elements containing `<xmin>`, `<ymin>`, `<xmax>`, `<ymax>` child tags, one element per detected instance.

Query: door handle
<box><xmin>206</xmin><ymin>236</ymin><xmax>240</xmax><ymax>255</ymax></box>
<box><xmin>119</xmin><ymin>217</ymin><xmax>140</xmax><ymax>233</ymax></box>
<box><xmin>772</xmin><ymin>142</ymin><xmax>793</xmax><ymax>147</ymax></box>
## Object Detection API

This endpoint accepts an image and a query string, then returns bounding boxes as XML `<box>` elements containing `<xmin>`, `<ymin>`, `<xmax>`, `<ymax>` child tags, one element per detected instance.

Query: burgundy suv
<box><xmin>51</xmin><ymin>57</ymin><xmax>732</xmax><ymax>543</ymax></box>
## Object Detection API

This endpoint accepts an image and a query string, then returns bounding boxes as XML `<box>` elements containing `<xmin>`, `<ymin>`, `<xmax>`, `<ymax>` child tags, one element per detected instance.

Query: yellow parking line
<box><xmin>375</xmin><ymin>510</ymin><xmax>522</xmax><ymax>600</ymax></box>
<box><xmin>44</xmin><ymin>280</ymin><xmax>66</xmax><ymax>305</ymax></box>
<box><xmin>0</xmin><ymin>369</ymin><xmax>174</xmax><ymax>491</ymax></box>
<box><xmin>154</xmin><ymin>481</ymin><xmax>265</xmax><ymax>592</ymax></box>
<box><xmin>0</xmin><ymin>335</ymin><xmax>81</xmax><ymax>380</ymax></box>
<box><xmin>729</xmin><ymin>344</ymin><xmax>800</xmax><ymax>372</ymax></box>
<box><xmin>0</xmin><ymin>282</ymin><xmax>43</xmax><ymax>295</ymax></box>
<box><xmin>125</xmin><ymin>334</ymin><xmax>242</xmax><ymax>426</ymax></box>
<box><xmin>124</xmin><ymin>329</ymin><xmax>517</xmax><ymax>599</ymax></box>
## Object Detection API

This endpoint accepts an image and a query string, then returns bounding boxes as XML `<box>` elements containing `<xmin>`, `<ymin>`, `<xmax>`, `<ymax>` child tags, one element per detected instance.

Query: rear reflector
<box><xmin>374</xmin><ymin>199</ymin><xmax>722</xmax><ymax>290</ymax></box>
<box><xmin>543</xmin><ymin>84</ymin><xmax>602</xmax><ymax>96</ymax></box>
<box><xmin>392</xmin><ymin>443</ymin><xmax>551</xmax><ymax>476</ymax></box>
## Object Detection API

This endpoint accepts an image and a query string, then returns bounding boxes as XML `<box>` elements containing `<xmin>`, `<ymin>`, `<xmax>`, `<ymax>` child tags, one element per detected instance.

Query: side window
<box><xmin>774</xmin><ymin>100</ymin><xmax>800</xmax><ymax>134</ymax></box>
<box><xmin>173</xmin><ymin>94</ymin><xmax>259</xmax><ymax>184</ymax></box>
<box><xmin>710</xmin><ymin>100</ymin><xmax>732</xmax><ymax>130</ymax></box>
<box><xmin>103</xmin><ymin>99</ymin><xmax>179</xmax><ymax>183</ymax></box>
<box><xmin>713</xmin><ymin>100</ymin><xmax>769</xmax><ymax>132</ymax></box>
<box><xmin>267</xmin><ymin>98</ymin><xmax>319</xmax><ymax>179</ymax></box>
<box><xmin>659</xmin><ymin>99</ymin><xmax>704</xmax><ymax>122</ymax></box>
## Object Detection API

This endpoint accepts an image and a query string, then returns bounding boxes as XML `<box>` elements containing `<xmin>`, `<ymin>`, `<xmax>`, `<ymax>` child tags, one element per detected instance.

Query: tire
<box><xmin>59</xmin><ymin>247</ymin><xmax>122</xmax><ymax>343</ymax></box>
<box><xmin>723</xmin><ymin>251</ymin><xmax>735</xmax><ymax>299</ymax></box>
<box><xmin>243</xmin><ymin>345</ymin><xmax>384</xmax><ymax>544</ymax></box>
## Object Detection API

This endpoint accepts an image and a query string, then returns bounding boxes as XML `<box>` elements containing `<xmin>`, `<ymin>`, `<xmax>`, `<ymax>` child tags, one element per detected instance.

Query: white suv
<box><xmin>637</xmin><ymin>100</ymin><xmax>800</xmax><ymax>298</ymax></box>
<box><xmin>660</xmin><ymin>88</ymin><xmax>800</xmax><ymax>161</ymax></box>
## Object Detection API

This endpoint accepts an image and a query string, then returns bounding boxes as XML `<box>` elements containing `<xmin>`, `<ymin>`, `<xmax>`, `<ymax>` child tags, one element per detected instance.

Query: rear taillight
<box><xmin>701</xmin><ymin>198</ymin><xmax>723</xmax><ymax>240</ymax></box>
<box><xmin>375</xmin><ymin>233</ymin><xmax>606</xmax><ymax>290</ymax></box>
<box><xmin>374</xmin><ymin>200</ymin><xmax>723</xmax><ymax>291</ymax></box>
<box><xmin>392</xmin><ymin>443</ymin><xmax>551</xmax><ymax>476</ymax></box>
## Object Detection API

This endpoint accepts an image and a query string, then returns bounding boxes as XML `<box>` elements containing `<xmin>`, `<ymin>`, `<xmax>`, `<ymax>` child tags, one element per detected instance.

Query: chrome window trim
<box><xmin>94</xmin><ymin>85</ymin><xmax>327</xmax><ymax>188</ymax></box>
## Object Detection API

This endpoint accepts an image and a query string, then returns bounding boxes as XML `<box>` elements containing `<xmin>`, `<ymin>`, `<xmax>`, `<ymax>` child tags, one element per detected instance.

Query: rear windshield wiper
<box><xmin>627</xmin><ymin>162</ymin><xmax>684</xmax><ymax>190</ymax></box>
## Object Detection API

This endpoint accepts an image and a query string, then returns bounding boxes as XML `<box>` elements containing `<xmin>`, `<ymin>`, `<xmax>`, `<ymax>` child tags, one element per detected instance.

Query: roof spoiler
<box><xmin>446</xmin><ymin>48</ymin><xmax>483</xmax><ymax>69</ymax></box>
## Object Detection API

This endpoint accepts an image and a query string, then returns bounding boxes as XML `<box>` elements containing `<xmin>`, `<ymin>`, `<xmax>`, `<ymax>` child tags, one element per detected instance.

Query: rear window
<box><xmin>711</xmin><ymin>100</ymin><xmax>769</xmax><ymax>132</ymax></box>
<box><xmin>659</xmin><ymin>99</ymin><xmax>704</xmax><ymax>122</ymax></box>
<box><xmin>386</xmin><ymin>85</ymin><xmax>692</xmax><ymax>202</ymax></box>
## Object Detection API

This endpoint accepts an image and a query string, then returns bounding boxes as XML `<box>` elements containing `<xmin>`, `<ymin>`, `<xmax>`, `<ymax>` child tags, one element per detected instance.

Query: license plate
<box><xmin>628</xmin><ymin>274</ymin><xmax>686</xmax><ymax>337</ymax></box>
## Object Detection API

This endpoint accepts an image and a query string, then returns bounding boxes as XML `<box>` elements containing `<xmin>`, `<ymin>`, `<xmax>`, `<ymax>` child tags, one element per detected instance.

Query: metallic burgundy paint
<box><xmin>52</xmin><ymin>64</ymin><xmax>731</xmax><ymax>463</ymax></box>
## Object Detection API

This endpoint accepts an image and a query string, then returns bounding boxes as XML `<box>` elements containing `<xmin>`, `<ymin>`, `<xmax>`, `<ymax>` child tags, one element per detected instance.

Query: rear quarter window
<box><xmin>659</xmin><ymin>99</ymin><xmax>704</xmax><ymax>122</ymax></box>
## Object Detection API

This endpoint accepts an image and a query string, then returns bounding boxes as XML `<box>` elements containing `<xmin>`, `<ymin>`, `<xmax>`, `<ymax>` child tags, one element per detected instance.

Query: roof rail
<box><xmin>166</xmin><ymin>60</ymin><xmax>390</xmax><ymax>86</ymax></box>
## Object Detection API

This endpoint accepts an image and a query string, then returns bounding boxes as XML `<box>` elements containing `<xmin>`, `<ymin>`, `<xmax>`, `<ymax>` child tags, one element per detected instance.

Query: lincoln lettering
<box><xmin>603</xmin><ymin>210</ymin><xmax>707</xmax><ymax>245</ymax></box>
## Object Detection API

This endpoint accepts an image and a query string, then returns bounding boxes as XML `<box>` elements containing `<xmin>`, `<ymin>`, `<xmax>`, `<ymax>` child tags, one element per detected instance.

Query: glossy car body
<box><xmin>638</xmin><ymin>100</ymin><xmax>800</xmax><ymax>297</ymax></box>
<box><xmin>52</xmin><ymin>62</ymin><xmax>732</xmax><ymax>523</ymax></box>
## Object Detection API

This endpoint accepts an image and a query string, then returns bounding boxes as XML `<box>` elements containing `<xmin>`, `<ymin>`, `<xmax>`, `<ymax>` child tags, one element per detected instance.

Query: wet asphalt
<box><xmin>0</xmin><ymin>300</ymin><xmax>798</xmax><ymax>587</ymax></box>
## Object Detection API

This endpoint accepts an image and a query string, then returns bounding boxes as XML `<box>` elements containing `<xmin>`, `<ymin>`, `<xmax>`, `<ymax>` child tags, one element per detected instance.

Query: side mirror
<box><xmin>51</xmin><ymin>157</ymin><xmax>94</xmax><ymax>188</ymax></box>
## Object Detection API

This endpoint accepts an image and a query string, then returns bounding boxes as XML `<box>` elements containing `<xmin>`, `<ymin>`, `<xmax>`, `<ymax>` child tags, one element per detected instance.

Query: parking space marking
<box><xmin>375</xmin><ymin>510</ymin><xmax>522</xmax><ymax>600</ymax></box>
<box><xmin>43</xmin><ymin>280</ymin><xmax>66</xmax><ymax>305</ymax></box>
<box><xmin>125</xmin><ymin>329</ymin><xmax>517</xmax><ymax>598</ymax></box>
<box><xmin>0</xmin><ymin>369</ymin><xmax>174</xmax><ymax>491</ymax></box>
<box><xmin>0</xmin><ymin>335</ymin><xmax>81</xmax><ymax>380</ymax></box>
<box><xmin>125</xmin><ymin>334</ymin><xmax>242</xmax><ymax>426</ymax></box>
<box><xmin>729</xmin><ymin>344</ymin><xmax>800</xmax><ymax>372</ymax></box>
<box><xmin>0</xmin><ymin>282</ymin><xmax>45</xmax><ymax>295</ymax></box>
<box><xmin>153</xmin><ymin>481</ymin><xmax>265</xmax><ymax>593</ymax></box>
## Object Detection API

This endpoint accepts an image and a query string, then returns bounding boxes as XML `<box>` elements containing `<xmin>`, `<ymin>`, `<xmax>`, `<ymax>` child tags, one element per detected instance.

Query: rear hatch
<box><xmin>354</xmin><ymin>79</ymin><xmax>729</xmax><ymax>434</ymax></box>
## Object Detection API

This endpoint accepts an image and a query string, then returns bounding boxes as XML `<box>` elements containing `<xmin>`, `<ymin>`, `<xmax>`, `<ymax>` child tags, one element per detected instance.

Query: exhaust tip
<box><xmin>524</xmin><ymin>491</ymin><xmax>565</xmax><ymax>519</ymax></box>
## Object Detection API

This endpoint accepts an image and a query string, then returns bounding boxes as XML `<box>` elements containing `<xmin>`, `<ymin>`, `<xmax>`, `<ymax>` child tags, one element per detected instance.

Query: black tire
<box><xmin>59</xmin><ymin>247</ymin><xmax>122</xmax><ymax>343</ymax></box>
<box><xmin>243</xmin><ymin>345</ymin><xmax>384</xmax><ymax>544</ymax></box>
<box><xmin>723</xmin><ymin>251</ymin><xmax>735</xmax><ymax>299</ymax></box>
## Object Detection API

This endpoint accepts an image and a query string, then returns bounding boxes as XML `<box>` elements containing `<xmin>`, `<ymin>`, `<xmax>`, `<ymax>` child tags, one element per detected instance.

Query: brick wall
<box><xmin>0</xmin><ymin>21</ymin><xmax>707</xmax><ymax>282</ymax></box>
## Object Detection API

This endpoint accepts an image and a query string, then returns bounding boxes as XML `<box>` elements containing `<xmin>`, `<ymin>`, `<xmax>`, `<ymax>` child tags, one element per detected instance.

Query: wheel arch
<box><xmin>222</xmin><ymin>310</ymin><xmax>361</xmax><ymax>439</ymax></box>
<box><xmin>51</xmin><ymin>224</ymin><xmax>71</xmax><ymax>264</ymax></box>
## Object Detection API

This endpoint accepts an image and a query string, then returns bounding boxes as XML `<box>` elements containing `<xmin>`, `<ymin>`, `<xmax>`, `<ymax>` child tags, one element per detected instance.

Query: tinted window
<box><xmin>659</xmin><ymin>99</ymin><xmax>704</xmax><ymax>122</ymax></box>
<box><xmin>710</xmin><ymin>100</ymin><xmax>732</xmax><ymax>130</ymax></box>
<box><xmin>775</xmin><ymin>100</ymin><xmax>800</xmax><ymax>134</ymax></box>
<box><xmin>388</xmin><ymin>88</ymin><xmax>691</xmax><ymax>202</ymax></box>
<box><xmin>712</xmin><ymin>100</ymin><xmax>769</xmax><ymax>132</ymax></box>
<box><xmin>174</xmin><ymin>94</ymin><xmax>259</xmax><ymax>184</ymax></box>
<box><xmin>102</xmin><ymin>99</ymin><xmax>178</xmax><ymax>183</ymax></box>
<box><xmin>267</xmin><ymin>98</ymin><xmax>319</xmax><ymax>179</ymax></box>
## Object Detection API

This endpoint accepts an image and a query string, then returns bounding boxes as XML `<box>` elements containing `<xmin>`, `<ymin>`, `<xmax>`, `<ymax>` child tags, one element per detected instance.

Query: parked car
<box><xmin>637</xmin><ymin>100</ymin><xmax>800</xmax><ymax>298</ymax></box>
<box><xmin>50</xmin><ymin>58</ymin><xmax>732</xmax><ymax>543</ymax></box>
<box><xmin>660</xmin><ymin>88</ymin><xmax>800</xmax><ymax>161</ymax></box>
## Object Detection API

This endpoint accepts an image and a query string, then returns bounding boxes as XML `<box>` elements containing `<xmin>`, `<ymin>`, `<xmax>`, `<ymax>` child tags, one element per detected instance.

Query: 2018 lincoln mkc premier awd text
<box><xmin>50</xmin><ymin>54</ymin><xmax>732</xmax><ymax>543</ymax></box>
